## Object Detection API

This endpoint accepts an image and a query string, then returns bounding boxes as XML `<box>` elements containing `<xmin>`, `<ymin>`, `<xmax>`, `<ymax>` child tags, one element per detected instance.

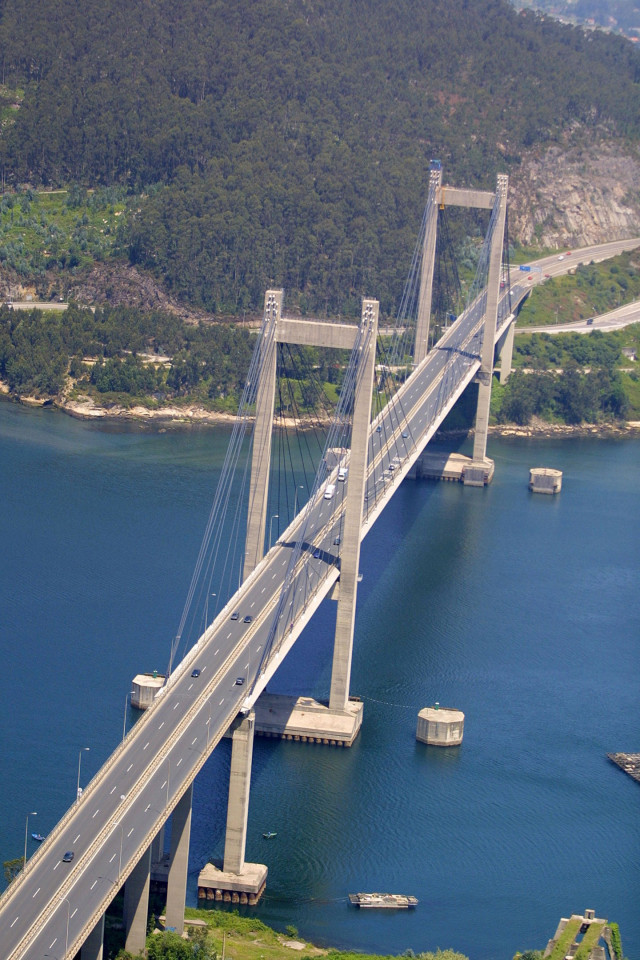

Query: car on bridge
<box><xmin>191</xmin><ymin>668</ymin><xmax>201</xmax><ymax>678</ymax></box>
<box><xmin>231</xmin><ymin>611</ymin><xmax>239</xmax><ymax>620</ymax></box>
<box><xmin>235</xmin><ymin>677</ymin><xmax>245</xmax><ymax>685</ymax></box>
<box><xmin>62</xmin><ymin>851</ymin><xmax>74</xmax><ymax>862</ymax></box>
<box><xmin>243</xmin><ymin>615</ymin><xmax>252</xmax><ymax>624</ymax></box>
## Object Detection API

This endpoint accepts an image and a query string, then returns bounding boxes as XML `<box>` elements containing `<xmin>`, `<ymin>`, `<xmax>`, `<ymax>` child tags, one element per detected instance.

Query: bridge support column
<box><xmin>499</xmin><ymin>321</ymin><xmax>515</xmax><ymax>384</ymax></box>
<box><xmin>414</xmin><ymin>165</ymin><xmax>442</xmax><ymax>366</ymax></box>
<box><xmin>165</xmin><ymin>782</ymin><xmax>193</xmax><ymax>935</ymax></box>
<box><xmin>466</xmin><ymin>174</ymin><xmax>509</xmax><ymax>483</ymax></box>
<box><xmin>244</xmin><ymin>291</ymin><xmax>282</xmax><ymax>580</ymax></box>
<box><xmin>81</xmin><ymin>913</ymin><xmax>105</xmax><ymax>960</ymax></box>
<box><xmin>329</xmin><ymin>299</ymin><xmax>379</xmax><ymax>714</ymax></box>
<box><xmin>124</xmin><ymin>844</ymin><xmax>151</xmax><ymax>955</ymax></box>
<box><xmin>223</xmin><ymin>711</ymin><xmax>255</xmax><ymax>874</ymax></box>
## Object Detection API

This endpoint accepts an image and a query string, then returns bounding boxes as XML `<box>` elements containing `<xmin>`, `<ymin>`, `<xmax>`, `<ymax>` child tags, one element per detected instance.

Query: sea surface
<box><xmin>1</xmin><ymin>401</ymin><xmax>638</xmax><ymax>960</ymax></box>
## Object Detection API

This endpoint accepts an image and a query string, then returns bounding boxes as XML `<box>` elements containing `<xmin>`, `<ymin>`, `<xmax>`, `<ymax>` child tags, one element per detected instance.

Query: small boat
<box><xmin>262</xmin><ymin>831</ymin><xmax>277</xmax><ymax>839</ymax></box>
<box><xmin>31</xmin><ymin>833</ymin><xmax>46</xmax><ymax>843</ymax></box>
<box><xmin>349</xmin><ymin>893</ymin><xmax>418</xmax><ymax>909</ymax></box>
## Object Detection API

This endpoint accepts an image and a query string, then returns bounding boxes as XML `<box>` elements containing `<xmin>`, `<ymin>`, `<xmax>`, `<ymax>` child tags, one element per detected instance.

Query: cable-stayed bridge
<box><xmin>1</xmin><ymin>170</ymin><xmax>637</xmax><ymax>960</ymax></box>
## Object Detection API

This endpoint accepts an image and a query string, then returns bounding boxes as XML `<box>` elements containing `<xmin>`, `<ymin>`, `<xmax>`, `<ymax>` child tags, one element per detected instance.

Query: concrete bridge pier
<box><xmin>165</xmin><ymin>783</ymin><xmax>193</xmax><ymax>935</ymax></box>
<box><xmin>80</xmin><ymin>913</ymin><xmax>105</xmax><ymax>960</ymax></box>
<box><xmin>466</xmin><ymin>173</ymin><xmax>509</xmax><ymax>485</ymax></box>
<box><xmin>328</xmin><ymin>299</ymin><xmax>378</xmax><ymax>728</ymax></box>
<box><xmin>498</xmin><ymin>321</ymin><xmax>515</xmax><ymax>384</ymax></box>
<box><xmin>124</xmin><ymin>844</ymin><xmax>151</xmax><ymax>955</ymax></box>
<box><xmin>197</xmin><ymin>711</ymin><xmax>267</xmax><ymax>903</ymax></box>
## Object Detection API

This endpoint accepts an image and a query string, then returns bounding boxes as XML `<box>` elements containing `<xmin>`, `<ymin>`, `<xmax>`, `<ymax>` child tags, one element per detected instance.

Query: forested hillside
<box><xmin>1</xmin><ymin>0</ymin><xmax>639</xmax><ymax>315</ymax></box>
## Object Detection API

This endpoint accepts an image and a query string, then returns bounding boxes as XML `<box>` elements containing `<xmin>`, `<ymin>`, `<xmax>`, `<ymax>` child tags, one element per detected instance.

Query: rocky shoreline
<box><xmin>3</xmin><ymin>390</ymin><xmax>640</xmax><ymax>439</ymax></box>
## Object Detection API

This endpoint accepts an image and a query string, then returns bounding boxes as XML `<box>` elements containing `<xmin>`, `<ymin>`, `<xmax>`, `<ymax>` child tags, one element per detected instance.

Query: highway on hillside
<box><xmin>2</xmin><ymin>236</ymin><xmax>636</xmax><ymax>960</ymax></box>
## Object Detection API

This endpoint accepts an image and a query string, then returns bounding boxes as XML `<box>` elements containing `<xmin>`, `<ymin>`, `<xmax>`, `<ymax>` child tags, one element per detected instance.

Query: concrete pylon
<box><xmin>165</xmin><ymin>783</ymin><xmax>193</xmax><ymax>935</ymax></box>
<box><xmin>499</xmin><ymin>321</ymin><xmax>515</xmax><ymax>384</ymax></box>
<box><xmin>243</xmin><ymin>290</ymin><xmax>282</xmax><ymax>580</ymax></box>
<box><xmin>81</xmin><ymin>913</ymin><xmax>105</xmax><ymax>960</ymax></box>
<box><xmin>223</xmin><ymin>711</ymin><xmax>255</xmax><ymax>874</ymax></box>
<box><xmin>329</xmin><ymin>299</ymin><xmax>379</xmax><ymax>712</ymax></box>
<box><xmin>124</xmin><ymin>845</ymin><xmax>151</xmax><ymax>955</ymax></box>
<box><xmin>414</xmin><ymin>165</ymin><xmax>442</xmax><ymax>366</ymax></box>
<box><xmin>467</xmin><ymin>173</ymin><xmax>509</xmax><ymax>480</ymax></box>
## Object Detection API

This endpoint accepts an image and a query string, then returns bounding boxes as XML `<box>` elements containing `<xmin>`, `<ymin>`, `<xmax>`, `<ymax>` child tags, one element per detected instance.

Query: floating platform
<box><xmin>607</xmin><ymin>752</ymin><xmax>640</xmax><ymax>785</ymax></box>
<box><xmin>349</xmin><ymin>893</ymin><xmax>418</xmax><ymax>909</ymax></box>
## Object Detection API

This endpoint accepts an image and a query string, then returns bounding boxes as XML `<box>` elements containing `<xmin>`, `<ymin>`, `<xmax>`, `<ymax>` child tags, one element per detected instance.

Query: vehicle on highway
<box><xmin>324</xmin><ymin>483</ymin><xmax>336</xmax><ymax>500</ymax></box>
<box><xmin>586</xmin><ymin>318</ymin><xmax>594</xmax><ymax>325</ymax></box>
<box><xmin>313</xmin><ymin>549</ymin><xmax>321</xmax><ymax>558</ymax></box>
<box><xmin>235</xmin><ymin>677</ymin><xmax>245</xmax><ymax>685</ymax></box>
<box><xmin>62</xmin><ymin>851</ymin><xmax>74</xmax><ymax>862</ymax></box>
<box><xmin>376</xmin><ymin>425</ymin><xmax>382</xmax><ymax>432</ymax></box>
<box><xmin>338</xmin><ymin>467</ymin><xmax>348</xmax><ymax>481</ymax></box>
<box><xmin>558</xmin><ymin>255</ymin><xmax>564</xmax><ymax>260</ymax></box>
<box><xmin>230</xmin><ymin>612</ymin><xmax>239</xmax><ymax>620</ymax></box>
<box><xmin>243</xmin><ymin>615</ymin><xmax>252</xmax><ymax>624</ymax></box>
<box><xmin>191</xmin><ymin>668</ymin><xmax>201</xmax><ymax>678</ymax></box>
<box><xmin>402</xmin><ymin>431</ymin><xmax>409</xmax><ymax>439</ymax></box>
<box><xmin>333</xmin><ymin>536</ymin><xmax>341</xmax><ymax>545</ymax></box>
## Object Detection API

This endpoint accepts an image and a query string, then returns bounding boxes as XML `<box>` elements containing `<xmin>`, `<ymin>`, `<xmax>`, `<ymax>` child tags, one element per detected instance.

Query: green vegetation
<box><xmin>0</xmin><ymin>186</ymin><xmax>127</xmax><ymax>282</ymax></box>
<box><xmin>545</xmin><ymin>918</ymin><xmax>583</xmax><ymax>960</ymax></box>
<box><xmin>572</xmin><ymin>923</ymin><xmax>606</xmax><ymax>960</ymax></box>
<box><xmin>516</xmin><ymin>253</ymin><xmax>640</xmax><ymax>327</ymax></box>
<box><xmin>0</xmin><ymin>0</ymin><xmax>638</xmax><ymax>315</ymax></box>
<box><xmin>3</xmin><ymin>857</ymin><xmax>24</xmax><ymax>883</ymax></box>
<box><xmin>112</xmin><ymin>912</ymin><xmax>468</xmax><ymax>960</ymax></box>
<box><xmin>609</xmin><ymin>922</ymin><xmax>623</xmax><ymax>960</ymax></box>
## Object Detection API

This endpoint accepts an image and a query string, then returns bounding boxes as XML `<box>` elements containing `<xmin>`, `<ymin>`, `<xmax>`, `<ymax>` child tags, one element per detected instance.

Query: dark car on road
<box><xmin>62</xmin><ymin>851</ymin><xmax>74</xmax><ymax>862</ymax></box>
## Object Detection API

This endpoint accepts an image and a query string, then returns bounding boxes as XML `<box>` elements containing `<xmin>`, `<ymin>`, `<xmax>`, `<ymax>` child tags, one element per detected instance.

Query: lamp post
<box><xmin>293</xmin><ymin>485</ymin><xmax>304</xmax><ymax>517</ymax></box>
<box><xmin>122</xmin><ymin>691</ymin><xmax>132</xmax><ymax>742</ymax></box>
<box><xmin>24</xmin><ymin>811</ymin><xmax>37</xmax><ymax>868</ymax></box>
<box><xmin>269</xmin><ymin>513</ymin><xmax>279</xmax><ymax>550</ymax></box>
<box><xmin>62</xmin><ymin>896</ymin><xmax>71</xmax><ymax>958</ymax></box>
<box><xmin>76</xmin><ymin>747</ymin><xmax>90</xmax><ymax>801</ymax></box>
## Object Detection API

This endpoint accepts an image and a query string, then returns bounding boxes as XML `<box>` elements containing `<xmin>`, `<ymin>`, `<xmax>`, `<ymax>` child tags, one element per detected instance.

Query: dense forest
<box><xmin>0</xmin><ymin>0</ymin><xmax>639</xmax><ymax>315</ymax></box>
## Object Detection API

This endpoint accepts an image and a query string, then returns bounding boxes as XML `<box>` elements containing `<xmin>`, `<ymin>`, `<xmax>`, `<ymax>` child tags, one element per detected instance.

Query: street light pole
<box><xmin>122</xmin><ymin>691</ymin><xmax>132</xmax><ymax>742</ymax></box>
<box><xmin>76</xmin><ymin>747</ymin><xmax>90</xmax><ymax>801</ymax></box>
<box><xmin>294</xmin><ymin>485</ymin><xmax>304</xmax><ymax>518</ymax></box>
<box><xmin>24</xmin><ymin>811</ymin><xmax>37</xmax><ymax>868</ymax></box>
<box><xmin>269</xmin><ymin>513</ymin><xmax>279</xmax><ymax>550</ymax></box>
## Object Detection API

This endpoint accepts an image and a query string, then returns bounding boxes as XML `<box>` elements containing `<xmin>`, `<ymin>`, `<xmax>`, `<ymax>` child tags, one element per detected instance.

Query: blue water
<box><xmin>1</xmin><ymin>402</ymin><xmax>638</xmax><ymax>960</ymax></box>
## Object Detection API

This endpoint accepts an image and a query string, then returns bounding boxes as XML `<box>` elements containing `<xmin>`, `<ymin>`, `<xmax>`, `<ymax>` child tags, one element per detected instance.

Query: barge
<box><xmin>349</xmin><ymin>893</ymin><xmax>418</xmax><ymax>909</ymax></box>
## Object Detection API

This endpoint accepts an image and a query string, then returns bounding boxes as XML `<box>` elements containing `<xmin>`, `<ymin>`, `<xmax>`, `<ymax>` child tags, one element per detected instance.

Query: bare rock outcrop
<box><xmin>509</xmin><ymin>138</ymin><xmax>640</xmax><ymax>248</ymax></box>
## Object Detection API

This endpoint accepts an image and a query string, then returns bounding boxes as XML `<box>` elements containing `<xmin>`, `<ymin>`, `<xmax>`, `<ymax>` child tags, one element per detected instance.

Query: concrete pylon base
<box><xmin>250</xmin><ymin>692</ymin><xmax>363</xmax><ymax>746</ymax></box>
<box><xmin>197</xmin><ymin>861</ymin><xmax>268</xmax><ymax>904</ymax></box>
<box><xmin>462</xmin><ymin>459</ymin><xmax>495</xmax><ymax>486</ymax></box>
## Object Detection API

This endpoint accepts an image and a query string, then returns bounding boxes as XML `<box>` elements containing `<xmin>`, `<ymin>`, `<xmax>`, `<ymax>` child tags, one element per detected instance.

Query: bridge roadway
<box><xmin>3</xmin><ymin>237</ymin><xmax>636</xmax><ymax>959</ymax></box>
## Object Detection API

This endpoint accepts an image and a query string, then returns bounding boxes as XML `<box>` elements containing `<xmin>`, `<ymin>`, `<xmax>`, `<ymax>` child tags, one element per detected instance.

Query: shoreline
<box><xmin>2</xmin><ymin>390</ymin><xmax>640</xmax><ymax>439</ymax></box>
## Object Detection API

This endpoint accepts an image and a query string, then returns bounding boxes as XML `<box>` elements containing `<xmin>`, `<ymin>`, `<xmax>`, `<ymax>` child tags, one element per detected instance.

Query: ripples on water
<box><xmin>1</xmin><ymin>406</ymin><xmax>638</xmax><ymax>959</ymax></box>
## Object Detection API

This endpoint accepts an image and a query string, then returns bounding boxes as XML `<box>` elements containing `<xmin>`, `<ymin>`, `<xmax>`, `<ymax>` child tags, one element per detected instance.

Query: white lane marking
<box><xmin>110</xmin><ymin>785</ymin><xmax>117</xmax><ymax>794</ymax></box>
<box><xmin>145</xmin><ymin>803</ymin><xmax>151</xmax><ymax>812</ymax></box>
<box><xmin>201</xmin><ymin>665</ymin><xmax>206</xmax><ymax>672</ymax></box>
<box><xmin>53</xmin><ymin>861</ymin><xmax>59</xmax><ymax>870</ymax></box>
<box><xmin>226</xmin><ymin>631</ymin><xmax>232</xmax><ymax>638</ymax></box>
<box><xmin>127</xmin><ymin>763</ymin><xmax>133</xmax><ymax>772</ymax></box>
<box><xmin>127</xmin><ymin>827</ymin><xmax>134</xmax><ymax>837</ymax></box>
<box><xmin>10</xmin><ymin>917</ymin><xmax>19</xmax><ymax>928</ymax></box>
<box><xmin>49</xmin><ymin>938</ymin><xmax>57</xmax><ymax>948</ymax></box>
<box><xmin>91</xmin><ymin>880</ymin><xmax>98</xmax><ymax>890</ymax></box>
<box><xmin>272</xmin><ymin>572</ymin><xmax>276</xmax><ymax>579</ymax></box>
<box><xmin>173</xmin><ymin>702</ymin><xmax>180</xmax><ymax>710</ymax></box>
<box><xmin>191</xmin><ymin>736</ymin><xmax>198</xmax><ymax>745</ymax></box>
<box><xmin>159</xmin><ymin>721</ymin><xmax>165</xmax><ymax>730</ymax></box>
<box><xmin>250</xmin><ymin>601</ymin><xmax>255</xmax><ymax>608</ymax></box>
<box><xmin>176</xmin><ymin>757</ymin><xmax>183</xmax><ymax>767</ymax></box>
<box><xmin>257</xmin><ymin>645</ymin><xmax>262</xmax><ymax>651</ymax></box>
<box><xmin>92</xmin><ymin>808</ymin><xmax>100</xmax><ymax>819</ymax></box>
<box><xmin>71</xmin><ymin>908</ymin><xmax>78</xmax><ymax>919</ymax></box>
<box><xmin>161</xmin><ymin>779</ymin><xmax>167</xmax><ymax>790</ymax></box>
<box><xmin>261</xmin><ymin>587</ymin><xmax>266</xmax><ymax>593</ymax></box>
<box><xmin>219</xmin><ymin>698</ymin><xmax>225</xmax><ymax>705</ymax></box>
<box><xmin>109</xmin><ymin>853</ymin><xmax>116</xmax><ymax>863</ymax></box>
<box><xmin>188</xmin><ymin>683</ymin><xmax>193</xmax><ymax>691</ymax></box>
<box><xmin>143</xmin><ymin>741</ymin><xmax>150</xmax><ymax>750</ymax></box>
<box><xmin>74</xmin><ymin>833</ymin><xmax>80</xmax><ymax>843</ymax></box>
<box><xmin>215</xmin><ymin>648</ymin><xmax>220</xmax><ymax>655</ymax></box>
<box><xmin>32</xmin><ymin>887</ymin><xmax>40</xmax><ymax>898</ymax></box>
